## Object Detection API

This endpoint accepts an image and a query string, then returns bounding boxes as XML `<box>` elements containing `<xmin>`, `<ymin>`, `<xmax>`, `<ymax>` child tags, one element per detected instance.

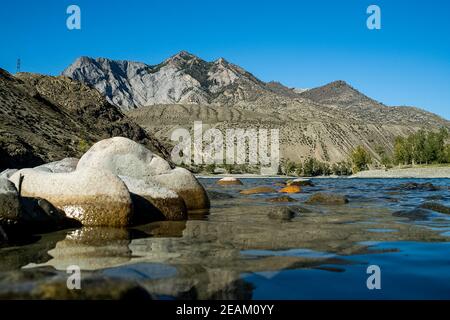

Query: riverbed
<box><xmin>0</xmin><ymin>178</ymin><xmax>449</xmax><ymax>299</ymax></box>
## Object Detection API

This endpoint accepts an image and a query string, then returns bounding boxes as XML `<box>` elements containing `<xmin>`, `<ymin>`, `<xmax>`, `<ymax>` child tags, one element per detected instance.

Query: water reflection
<box><xmin>1</xmin><ymin>178</ymin><xmax>449</xmax><ymax>299</ymax></box>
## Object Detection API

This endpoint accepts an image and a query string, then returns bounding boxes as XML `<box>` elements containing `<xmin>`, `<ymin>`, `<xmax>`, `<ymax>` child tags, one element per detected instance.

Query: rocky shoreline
<box><xmin>0</xmin><ymin>137</ymin><xmax>210</xmax><ymax>242</ymax></box>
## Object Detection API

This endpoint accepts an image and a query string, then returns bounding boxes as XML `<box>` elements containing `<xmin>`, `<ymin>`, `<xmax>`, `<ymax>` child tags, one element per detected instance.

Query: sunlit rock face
<box><xmin>77</xmin><ymin>137</ymin><xmax>210</xmax><ymax>210</ymax></box>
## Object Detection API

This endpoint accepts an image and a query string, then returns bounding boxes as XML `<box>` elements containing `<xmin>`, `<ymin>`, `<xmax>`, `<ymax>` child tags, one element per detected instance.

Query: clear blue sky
<box><xmin>0</xmin><ymin>0</ymin><xmax>449</xmax><ymax>119</ymax></box>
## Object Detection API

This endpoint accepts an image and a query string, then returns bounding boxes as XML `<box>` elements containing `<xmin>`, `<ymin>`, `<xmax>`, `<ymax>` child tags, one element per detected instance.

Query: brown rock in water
<box><xmin>305</xmin><ymin>192</ymin><xmax>348</xmax><ymax>205</ymax></box>
<box><xmin>266</xmin><ymin>196</ymin><xmax>296</xmax><ymax>203</ymax></box>
<box><xmin>240</xmin><ymin>186</ymin><xmax>276</xmax><ymax>195</ymax></box>
<box><xmin>217</xmin><ymin>177</ymin><xmax>243</xmax><ymax>186</ymax></box>
<box><xmin>9</xmin><ymin>168</ymin><xmax>133</xmax><ymax>227</ymax></box>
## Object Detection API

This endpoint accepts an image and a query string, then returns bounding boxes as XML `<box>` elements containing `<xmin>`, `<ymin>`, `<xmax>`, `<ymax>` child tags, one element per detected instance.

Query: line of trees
<box><xmin>187</xmin><ymin>128</ymin><xmax>449</xmax><ymax>175</ymax></box>
<box><xmin>281</xmin><ymin>158</ymin><xmax>352</xmax><ymax>176</ymax></box>
<box><xmin>393</xmin><ymin>128</ymin><xmax>450</xmax><ymax>165</ymax></box>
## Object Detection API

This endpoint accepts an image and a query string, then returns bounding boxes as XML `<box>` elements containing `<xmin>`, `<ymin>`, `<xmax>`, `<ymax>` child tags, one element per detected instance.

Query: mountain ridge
<box><xmin>61</xmin><ymin>52</ymin><xmax>449</xmax><ymax>164</ymax></box>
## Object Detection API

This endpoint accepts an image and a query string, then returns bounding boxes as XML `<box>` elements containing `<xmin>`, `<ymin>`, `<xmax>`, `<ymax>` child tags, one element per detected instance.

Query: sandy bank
<box><xmin>350</xmin><ymin>167</ymin><xmax>450</xmax><ymax>178</ymax></box>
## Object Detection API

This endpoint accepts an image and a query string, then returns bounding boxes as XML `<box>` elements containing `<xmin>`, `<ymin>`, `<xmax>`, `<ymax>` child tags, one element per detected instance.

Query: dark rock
<box><xmin>305</xmin><ymin>192</ymin><xmax>349</xmax><ymax>205</ymax></box>
<box><xmin>207</xmin><ymin>190</ymin><xmax>234</xmax><ymax>200</ymax></box>
<box><xmin>0</xmin><ymin>177</ymin><xmax>21</xmax><ymax>223</ymax></box>
<box><xmin>290</xmin><ymin>205</ymin><xmax>314</xmax><ymax>213</ymax></box>
<box><xmin>420</xmin><ymin>202</ymin><xmax>450</xmax><ymax>215</ymax></box>
<box><xmin>392</xmin><ymin>208</ymin><xmax>431</xmax><ymax>221</ymax></box>
<box><xmin>266</xmin><ymin>196</ymin><xmax>296</xmax><ymax>203</ymax></box>
<box><xmin>391</xmin><ymin>182</ymin><xmax>440</xmax><ymax>191</ymax></box>
<box><xmin>0</xmin><ymin>226</ymin><xmax>7</xmax><ymax>243</ymax></box>
<box><xmin>268</xmin><ymin>207</ymin><xmax>296</xmax><ymax>221</ymax></box>
<box><xmin>20</xmin><ymin>197</ymin><xmax>81</xmax><ymax>231</ymax></box>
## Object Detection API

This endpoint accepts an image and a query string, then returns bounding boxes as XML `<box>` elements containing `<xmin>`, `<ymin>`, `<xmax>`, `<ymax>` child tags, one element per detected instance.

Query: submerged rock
<box><xmin>217</xmin><ymin>177</ymin><xmax>243</xmax><ymax>186</ymax></box>
<box><xmin>207</xmin><ymin>191</ymin><xmax>234</xmax><ymax>200</ymax></box>
<box><xmin>419</xmin><ymin>202</ymin><xmax>450</xmax><ymax>215</ymax></box>
<box><xmin>391</xmin><ymin>182</ymin><xmax>440</xmax><ymax>191</ymax></box>
<box><xmin>240</xmin><ymin>186</ymin><xmax>276</xmax><ymax>195</ymax></box>
<box><xmin>77</xmin><ymin>137</ymin><xmax>209</xmax><ymax>210</ymax></box>
<box><xmin>392</xmin><ymin>208</ymin><xmax>431</xmax><ymax>220</ymax></box>
<box><xmin>9</xmin><ymin>168</ymin><xmax>133</xmax><ymax>227</ymax></box>
<box><xmin>120</xmin><ymin>176</ymin><xmax>187</xmax><ymax>222</ymax></box>
<box><xmin>287</xmin><ymin>178</ymin><xmax>314</xmax><ymax>187</ymax></box>
<box><xmin>35</xmin><ymin>158</ymin><xmax>79</xmax><ymax>173</ymax></box>
<box><xmin>305</xmin><ymin>192</ymin><xmax>348</xmax><ymax>205</ymax></box>
<box><xmin>268</xmin><ymin>207</ymin><xmax>296</xmax><ymax>221</ymax></box>
<box><xmin>266</xmin><ymin>196</ymin><xmax>296</xmax><ymax>203</ymax></box>
<box><xmin>279</xmin><ymin>185</ymin><xmax>301</xmax><ymax>193</ymax></box>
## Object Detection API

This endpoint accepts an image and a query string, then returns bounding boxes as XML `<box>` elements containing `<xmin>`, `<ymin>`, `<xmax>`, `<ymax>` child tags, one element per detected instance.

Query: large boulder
<box><xmin>119</xmin><ymin>176</ymin><xmax>187</xmax><ymax>222</ymax></box>
<box><xmin>77</xmin><ymin>137</ymin><xmax>171</xmax><ymax>178</ymax></box>
<box><xmin>35</xmin><ymin>158</ymin><xmax>79</xmax><ymax>173</ymax></box>
<box><xmin>77</xmin><ymin>137</ymin><xmax>209</xmax><ymax>210</ymax></box>
<box><xmin>150</xmin><ymin>168</ymin><xmax>210</xmax><ymax>210</ymax></box>
<box><xmin>9</xmin><ymin>168</ymin><xmax>133</xmax><ymax>227</ymax></box>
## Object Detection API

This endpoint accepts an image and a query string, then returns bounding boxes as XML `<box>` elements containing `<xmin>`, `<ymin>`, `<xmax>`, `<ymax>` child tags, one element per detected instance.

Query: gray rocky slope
<box><xmin>63</xmin><ymin>51</ymin><xmax>449</xmax><ymax>164</ymax></box>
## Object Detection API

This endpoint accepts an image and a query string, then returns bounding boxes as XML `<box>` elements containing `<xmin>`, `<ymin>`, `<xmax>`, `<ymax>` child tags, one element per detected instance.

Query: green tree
<box><xmin>350</xmin><ymin>146</ymin><xmax>372</xmax><ymax>173</ymax></box>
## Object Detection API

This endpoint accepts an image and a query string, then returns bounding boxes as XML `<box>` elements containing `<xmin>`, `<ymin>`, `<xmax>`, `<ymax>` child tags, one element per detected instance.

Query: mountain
<box><xmin>0</xmin><ymin>68</ymin><xmax>169</xmax><ymax>170</ymax></box>
<box><xmin>63</xmin><ymin>51</ymin><xmax>298</xmax><ymax>110</ymax></box>
<box><xmin>63</xmin><ymin>52</ymin><xmax>449</xmax><ymax>165</ymax></box>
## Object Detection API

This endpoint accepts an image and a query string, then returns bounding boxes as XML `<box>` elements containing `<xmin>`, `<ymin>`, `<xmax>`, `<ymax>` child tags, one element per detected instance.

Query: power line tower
<box><xmin>16</xmin><ymin>58</ymin><xmax>21</xmax><ymax>73</ymax></box>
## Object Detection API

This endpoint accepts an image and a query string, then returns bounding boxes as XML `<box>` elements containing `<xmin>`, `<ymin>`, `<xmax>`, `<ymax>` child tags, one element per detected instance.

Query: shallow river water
<box><xmin>1</xmin><ymin>178</ymin><xmax>449</xmax><ymax>299</ymax></box>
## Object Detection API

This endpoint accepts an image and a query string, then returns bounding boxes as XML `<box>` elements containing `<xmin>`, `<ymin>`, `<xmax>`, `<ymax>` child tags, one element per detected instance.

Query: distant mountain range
<box><xmin>1</xmin><ymin>51</ymin><xmax>448</xmax><ymax>169</ymax></box>
<box><xmin>62</xmin><ymin>51</ymin><xmax>449</xmax><ymax>164</ymax></box>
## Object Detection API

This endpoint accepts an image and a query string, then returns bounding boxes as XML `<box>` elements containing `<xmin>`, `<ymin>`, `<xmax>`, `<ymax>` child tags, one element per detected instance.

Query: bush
<box><xmin>350</xmin><ymin>146</ymin><xmax>372</xmax><ymax>173</ymax></box>
<box><xmin>77</xmin><ymin>139</ymin><xmax>91</xmax><ymax>154</ymax></box>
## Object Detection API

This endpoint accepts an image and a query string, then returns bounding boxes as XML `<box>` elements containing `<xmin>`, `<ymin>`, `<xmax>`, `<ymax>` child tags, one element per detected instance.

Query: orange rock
<box><xmin>240</xmin><ymin>186</ymin><xmax>276</xmax><ymax>195</ymax></box>
<box><xmin>279</xmin><ymin>185</ymin><xmax>301</xmax><ymax>193</ymax></box>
